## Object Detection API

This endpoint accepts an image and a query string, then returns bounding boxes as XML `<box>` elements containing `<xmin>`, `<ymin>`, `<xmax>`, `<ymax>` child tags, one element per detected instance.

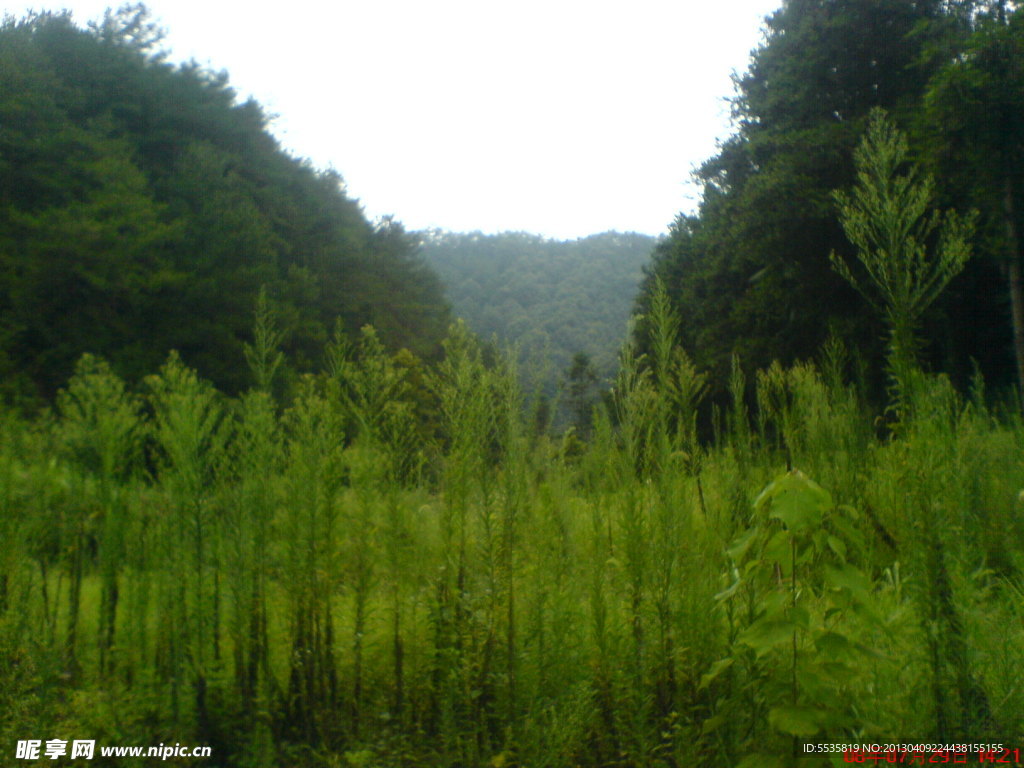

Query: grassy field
<box><xmin>1</xmin><ymin>315</ymin><xmax>1022</xmax><ymax>767</ymax></box>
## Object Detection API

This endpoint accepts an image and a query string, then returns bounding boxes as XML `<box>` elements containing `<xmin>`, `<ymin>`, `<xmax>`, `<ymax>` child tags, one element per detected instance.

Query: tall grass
<box><xmin>0</xmin><ymin>312</ymin><xmax>1021</xmax><ymax>768</ymax></box>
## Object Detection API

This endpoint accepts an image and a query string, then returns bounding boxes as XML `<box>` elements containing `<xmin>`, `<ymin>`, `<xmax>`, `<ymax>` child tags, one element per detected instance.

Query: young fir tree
<box><xmin>830</xmin><ymin>109</ymin><xmax>974</xmax><ymax>412</ymax></box>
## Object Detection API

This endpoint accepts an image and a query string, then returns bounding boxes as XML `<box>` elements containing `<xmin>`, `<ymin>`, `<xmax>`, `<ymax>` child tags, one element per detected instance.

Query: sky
<box><xmin>8</xmin><ymin>0</ymin><xmax>781</xmax><ymax>239</ymax></box>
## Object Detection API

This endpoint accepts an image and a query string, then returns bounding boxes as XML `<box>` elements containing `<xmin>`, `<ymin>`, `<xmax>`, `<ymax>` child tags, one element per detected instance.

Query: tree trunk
<box><xmin>98</xmin><ymin>574</ymin><xmax>118</xmax><ymax>676</ymax></box>
<box><xmin>1002</xmin><ymin>178</ymin><xmax>1024</xmax><ymax>407</ymax></box>
<box><xmin>66</xmin><ymin>522</ymin><xmax>84</xmax><ymax>675</ymax></box>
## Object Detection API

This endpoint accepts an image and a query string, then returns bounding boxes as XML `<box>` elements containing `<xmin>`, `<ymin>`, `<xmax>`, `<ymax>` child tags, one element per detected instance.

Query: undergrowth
<box><xmin>1</xmin><ymin>311</ymin><xmax>1022</xmax><ymax>768</ymax></box>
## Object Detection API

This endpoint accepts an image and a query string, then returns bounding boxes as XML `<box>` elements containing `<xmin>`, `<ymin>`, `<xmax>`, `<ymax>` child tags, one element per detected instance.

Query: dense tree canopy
<box><xmin>0</xmin><ymin>6</ymin><xmax>449</xmax><ymax>400</ymax></box>
<box><xmin>638</xmin><ymin>0</ymin><xmax>1018</xmax><ymax>401</ymax></box>
<box><xmin>923</xmin><ymin>3</ymin><xmax>1024</xmax><ymax>401</ymax></box>
<box><xmin>418</xmin><ymin>230</ymin><xmax>656</xmax><ymax>398</ymax></box>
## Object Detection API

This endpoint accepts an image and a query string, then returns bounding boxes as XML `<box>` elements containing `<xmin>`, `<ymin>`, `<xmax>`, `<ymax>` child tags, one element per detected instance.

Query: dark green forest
<box><xmin>0</xmin><ymin>6</ymin><xmax>449</xmax><ymax>402</ymax></box>
<box><xmin>636</xmin><ymin>0</ymin><xmax>1023</xmax><ymax>406</ymax></box>
<box><xmin>2</xmin><ymin>2</ymin><xmax>1024</xmax><ymax>768</ymax></box>
<box><xmin>417</xmin><ymin>230</ymin><xmax>655</xmax><ymax>398</ymax></box>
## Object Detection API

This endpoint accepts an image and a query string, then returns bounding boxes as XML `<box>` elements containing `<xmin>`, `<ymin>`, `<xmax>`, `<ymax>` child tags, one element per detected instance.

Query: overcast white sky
<box><xmin>9</xmin><ymin>0</ymin><xmax>780</xmax><ymax>239</ymax></box>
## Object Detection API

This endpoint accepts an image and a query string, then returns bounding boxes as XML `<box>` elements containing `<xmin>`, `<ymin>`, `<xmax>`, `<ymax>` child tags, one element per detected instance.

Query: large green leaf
<box><xmin>726</xmin><ymin>526</ymin><xmax>760</xmax><ymax>562</ymax></box>
<box><xmin>814</xmin><ymin>631</ymin><xmax>860</xmax><ymax>665</ymax></box>
<box><xmin>768</xmin><ymin>704</ymin><xmax>823</xmax><ymax>736</ymax></box>
<box><xmin>755</xmin><ymin>470</ymin><xmax>833</xmax><ymax>532</ymax></box>
<box><xmin>698</xmin><ymin>657</ymin><xmax>734</xmax><ymax>691</ymax></box>
<box><xmin>824</xmin><ymin>562</ymin><xmax>872</xmax><ymax>604</ymax></box>
<box><xmin>738</xmin><ymin>617</ymin><xmax>796</xmax><ymax>657</ymax></box>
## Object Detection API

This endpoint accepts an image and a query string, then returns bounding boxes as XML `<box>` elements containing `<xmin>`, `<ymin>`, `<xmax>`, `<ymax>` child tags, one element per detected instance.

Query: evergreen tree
<box><xmin>563</xmin><ymin>351</ymin><xmax>599</xmax><ymax>438</ymax></box>
<box><xmin>924</xmin><ymin>3</ymin><xmax>1024</xmax><ymax>403</ymax></box>
<box><xmin>637</xmin><ymin>0</ymin><xmax>967</xmax><ymax>398</ymax></box>
<box><xmin>830</xmin><ymin>109</ymin><xmax>974</xmax><ymax>406</ymax></box>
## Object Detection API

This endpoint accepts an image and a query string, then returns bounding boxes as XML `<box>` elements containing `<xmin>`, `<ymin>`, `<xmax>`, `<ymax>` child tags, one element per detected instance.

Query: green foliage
<box><xmin>57</xmin><ymin>355</ymin><xmax>143</xmax><ymax>481</ymax></box>
<box><xmin>648</xmin><ymin>278</ymin><xmax>707</xmax><ymax>456</ymax></box>
<box><xmin>147</xmin><ymin>352</ymin><xmax>226</xmax><ymax>493</ymax></box>
<box><xmin>243</xmin><ymin>289</ymin><xmax>285</xmax><ymax>396</ymax></box>
<box><xmin>2</xmin><ymin>3</ymin><xmax>1024</xmax><ymax>766</ymax></box>
<box><xmin>831</xmin><ymin>110</ymin><xmax>975</xmax><ymax>405</ymax></box>
<box><xmin>563</xmin><ymin>352</ymin><xmax>599</xmax><ymax>440</ymax></box>
<box><xmin>418</xmin><ymin>230</ymin><xmax>656</xmax><ymax>404</ymax></box>
<box><xmin>0</xmin><ymin>330</ymin><xmax>1022</xmax><ymax>766</ymax></box>
<box><xmin>922</xmin><ymin>5</ymin><xmax>1024</xmax><ymax>402</ymax></box>
<box><xmin>0</xmin><ymin>9</ymin><xmax>448</xmax><ymax>400</ymax></box>
<box><xmin>637</xmin><ymin>0</ymin><xmax>1016</xmax><ymax>401</ymax></box>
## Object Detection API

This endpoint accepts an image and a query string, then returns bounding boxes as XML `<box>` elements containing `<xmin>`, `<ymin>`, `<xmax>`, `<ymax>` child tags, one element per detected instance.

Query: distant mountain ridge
<box><xmin>417</xmin><ymin>229</ymin><xmax>658</xmax><ymax>395</ymax></box>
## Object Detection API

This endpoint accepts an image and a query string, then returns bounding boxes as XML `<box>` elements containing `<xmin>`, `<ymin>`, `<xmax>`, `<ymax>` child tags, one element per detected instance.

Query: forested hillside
<box><xmin>0</xmin><ymin>7</ymin><xmax>449</xmax><ymax>401</ymax></box>
<box><xmin>418</xmin><ymin>230</ymin><xmax>655</xmax><ymax>393</ymax></box>
<box><xmin>636</xmin><ymin>0</ymin><xmax>1021</xmax><ymax>405</ymax></box>
<box><xmin>3</xmin><ymin>2</ymin><xmax>1024</xmax><ymax>767</ymax></box>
